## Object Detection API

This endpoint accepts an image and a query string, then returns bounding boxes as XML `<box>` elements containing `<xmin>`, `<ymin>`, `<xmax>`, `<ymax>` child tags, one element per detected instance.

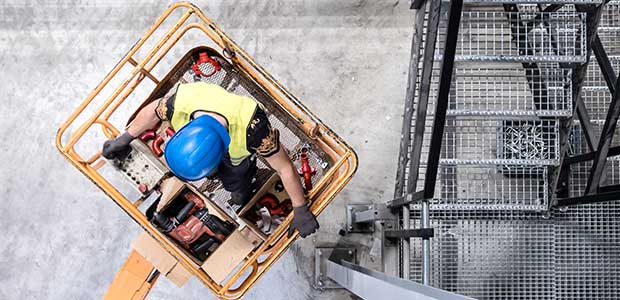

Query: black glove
<box><xmin>287</xmin><ymin>204</ymin><xmax>319</xmax><ymax>238</ymax></box>
<box><xmin>102</xmin><ymin>132</ymin><xmax>135</xmax><ymax>160</ymax></box>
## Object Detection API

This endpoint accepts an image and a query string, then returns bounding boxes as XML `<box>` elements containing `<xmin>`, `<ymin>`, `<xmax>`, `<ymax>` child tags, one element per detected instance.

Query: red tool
<box><xmin>258</xmin><ymin>194</ymin><xmax>293</xmax><ymax>216</ymax></box>
<box><xmin>153</xmin><ymin>193</ymin><xmax>233</xmax><ymax>248</ymax></box>
<box><xmin>168</xmin><ymin>210</ymin><xmax>229</xmax><ymax>245</ymax></box>
<box><xmin>297</xmin><ymin>148</ymin><xmax>316</xmax><ymax>192</ymax></box>
<box><xmin>192</xmin><ymin>52</ymin><xmax>221</xmax><ymax>78</ymax></box>
<box><xmin>139</xmin><ymin>127</ymin><xmax>175</xmax><ymax>157</ymax></box>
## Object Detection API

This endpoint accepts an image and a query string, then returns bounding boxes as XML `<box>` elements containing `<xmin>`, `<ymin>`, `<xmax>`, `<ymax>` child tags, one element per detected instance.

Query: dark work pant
<box><xmin>216</xmin><ymin>154</ymin><xmax>257</xmax><ymax>204</ymax></box>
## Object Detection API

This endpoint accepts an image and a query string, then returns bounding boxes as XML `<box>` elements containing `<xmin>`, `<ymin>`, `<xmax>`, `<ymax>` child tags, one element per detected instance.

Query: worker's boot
<box><xmin>228</xmin><ymin>190</ymin><xmax>251</xmax><ymax>210</ymax></box>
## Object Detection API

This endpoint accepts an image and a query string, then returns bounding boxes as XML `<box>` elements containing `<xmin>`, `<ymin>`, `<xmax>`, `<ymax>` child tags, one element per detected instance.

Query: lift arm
<box><xmin>103</xmin><ymin>250</ymin><xmax>160</xmax><ymax>300</ymax></box>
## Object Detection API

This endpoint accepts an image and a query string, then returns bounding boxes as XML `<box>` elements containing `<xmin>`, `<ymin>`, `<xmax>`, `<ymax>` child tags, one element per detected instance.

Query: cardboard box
<box><xmin>166</xmin><ymin>262</ymin><xmax>193</xmax><ymax>288</ymax></box>
<box><xmin>156</xmin><ymin>176</ymin><xmax>185</xmax><ymax>212</ymax></box>
<box><xmin>201</xmin><ymin>228</ymin><xmax>261</xmax><ymax>283</ymax></box>
<box><xmin>131</xmin><ymin>232</ymin><xmax>193</xmax><ymax>287</ymax></box>
<box><xmin>238</xmin><ymin>174</ymin><xmax>291</xmax><ymax>239</ymax></box>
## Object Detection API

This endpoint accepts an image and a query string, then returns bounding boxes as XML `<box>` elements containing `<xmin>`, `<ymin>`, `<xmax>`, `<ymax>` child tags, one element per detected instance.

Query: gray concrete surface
<box><xmin>0</xmin><ymin>1</ymin><xmax>413</xmax><ymax>299</ymax></box>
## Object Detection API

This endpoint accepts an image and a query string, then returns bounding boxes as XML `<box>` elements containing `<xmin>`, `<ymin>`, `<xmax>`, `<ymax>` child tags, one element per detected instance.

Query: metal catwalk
<box><xmin>393</xmin><ymin>1</ymin><xmax>620</xmax><ymax>299</ymax></box>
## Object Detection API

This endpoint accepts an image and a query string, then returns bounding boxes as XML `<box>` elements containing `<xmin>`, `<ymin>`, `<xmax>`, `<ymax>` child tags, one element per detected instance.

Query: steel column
<box><xmin>421</xmin><ymin>201</ymin><xmax>431</xmax><ymax>285</ymax></box>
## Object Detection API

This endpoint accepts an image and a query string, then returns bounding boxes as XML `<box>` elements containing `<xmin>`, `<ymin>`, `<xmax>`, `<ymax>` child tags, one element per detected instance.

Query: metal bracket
<box><xmin>385</xmin><ymin>229</ymin><xmax>434</xmax><ymax>240</ymax></box>
<box><xmin>314</xmin><ymin>247</ymin><xmax>356</xmax><ymax>289</ymax></box>
<box><xmin>345</xmin><ymin>204</ymin><xmax>396</xmax><ymax>234</ymax></box>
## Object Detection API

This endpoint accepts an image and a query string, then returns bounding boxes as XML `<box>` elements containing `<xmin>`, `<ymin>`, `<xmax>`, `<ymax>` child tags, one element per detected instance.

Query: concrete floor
<box><xmin>0</xmin><ymin>1</ymin><xmax>413</xmax><ymax>299</ymax></box>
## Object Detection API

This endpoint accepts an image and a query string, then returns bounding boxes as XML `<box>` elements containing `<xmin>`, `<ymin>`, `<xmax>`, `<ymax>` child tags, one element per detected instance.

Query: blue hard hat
<box><xmin>164</xmin><ymin>115</ymin><xmax>230</xmax><ymax>181</ymax></box>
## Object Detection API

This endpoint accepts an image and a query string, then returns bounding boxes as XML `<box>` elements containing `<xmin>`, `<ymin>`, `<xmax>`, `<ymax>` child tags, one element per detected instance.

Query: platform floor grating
<box><xmin>409</xmin><ymin>205</ymin><xmax>620</xmax><ymax>300</ymax></box>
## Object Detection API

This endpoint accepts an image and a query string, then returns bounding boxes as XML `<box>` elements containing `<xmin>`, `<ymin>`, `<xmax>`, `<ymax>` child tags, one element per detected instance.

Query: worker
<box><xmin>101</xmin><ymin>82</ymin><xmax>319</xmax><ymax>238</ymax></box>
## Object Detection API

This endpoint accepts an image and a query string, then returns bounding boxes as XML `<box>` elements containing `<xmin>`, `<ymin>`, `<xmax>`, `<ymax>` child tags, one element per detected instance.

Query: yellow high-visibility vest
<box><xmin>170</xmin><ymin>82</ymin><xmax>258</xmax><ymax>165</ymax></box>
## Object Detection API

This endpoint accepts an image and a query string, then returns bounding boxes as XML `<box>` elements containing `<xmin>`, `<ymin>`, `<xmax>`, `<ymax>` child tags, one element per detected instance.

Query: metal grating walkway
<box><xmin>397</xmin><ymin>1</ymin><xmax>620</xmax><ymax>299</ymax></box>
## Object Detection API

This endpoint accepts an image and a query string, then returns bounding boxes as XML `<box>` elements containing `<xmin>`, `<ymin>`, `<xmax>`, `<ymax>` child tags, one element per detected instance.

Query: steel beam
<box><xmin>423</xmin><ymin>0</ymin><xmax>463</xmax><ymax>199</ymax></box>
<box><xmin>326</xmin><ymin>260</ymin><xmax>476</xmax><ymax>300</ymax></box>
<box><xmin>385</xmin><ymin>229</ymin><xmax>434</xmax><ymax>240</ymax></box>
<box><xmin>408</xmin><ymin>0</ymin><xmax>442</xmax><ymax>199</ymax></box>
<box><xmin>554</xmin><ymin>190</ymin><xmax>620</xmax><ymax>207</ymax></box>
<box><xmin>551</xmin><ymin>3</ymin><xmax>604</xmax><ymax>201</ymax></box>
<box><xmin>586</xmin><ymin>73</ymin><xmax>620</xmax><ymax>194</ymax></box>
<box><xmin>394</xmin><ymin>5</ymin><xmax>425</xmax><ymax>206</ymax></box>
<box><xmin>598</xmin><ymin>183</ymin><xmax>620</xmax><ymax>193</ymax></box>
<box><xmin>388</xmin><ymin>190</ymin><xmax>424</xmax><ymax>208</ymax></box>
<box><xmin>592</xmin><ymin>34</ymin><xmax>617</xmax><ymax>95</ymax></box>
<box><xmin>393</xmin><ymin>3</ymin><xmax>426</xmax><ymax>279</ymax></box>
<box><xmin>395</xmin><ymin>0</ymin><xmax>441</xmax><ymax>280</ymax></box>
<box><xmin>419</xmin><ymin>0</ymin><xmax>461</xmax><ymax>285</ymax></box>
<box><xmin>575</xmin><ymin>93</ymin><xmax>599</xmax><ymax>151</ymax></box>
<box><xmin>563</xmin><ymin>145</ymin><xmax>620</xmax><ymax>164</ymax></box>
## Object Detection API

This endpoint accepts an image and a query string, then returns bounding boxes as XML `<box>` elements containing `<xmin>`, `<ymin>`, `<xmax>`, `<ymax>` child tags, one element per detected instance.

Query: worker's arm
<box><xmin>264</xmin><ymin>147</ymin><xmax>319</xmax><ymax>238</ymax></box>
<box><xmin>264</xmin><ymin>147</ymin><xmax>306</xmax><ymax>207</ymax></box>
<box><xmin>102</xmin><ymin>99</ymin><xmax>162</xmax><ymax>159</ymax></box>
<box><xmin>126</xmin><ymin>100</ymin><xmax>161</xmax><ymax>137</ymax></box>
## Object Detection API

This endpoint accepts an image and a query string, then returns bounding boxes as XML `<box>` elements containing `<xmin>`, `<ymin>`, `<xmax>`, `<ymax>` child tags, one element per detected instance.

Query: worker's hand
<box><xmin>102</xmin><ymin>132</ymin><xmax>135</xmax><ymax>160</ymax></box>
<box><xmin>288</xmin><ymin>204</ymin><xmax>319</xmax><ymax>238</ymax></box>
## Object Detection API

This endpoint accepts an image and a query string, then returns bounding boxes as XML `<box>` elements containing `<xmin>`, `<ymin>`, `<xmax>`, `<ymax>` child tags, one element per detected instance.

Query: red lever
<box><xmin>297</xmin><ymin>149</ymin><xmax>316</xmax><ymax>192</ymax></box>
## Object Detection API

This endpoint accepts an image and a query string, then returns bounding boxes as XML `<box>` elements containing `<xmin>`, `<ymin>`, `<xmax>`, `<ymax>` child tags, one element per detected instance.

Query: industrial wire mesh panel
<box><xmin>566</xmin><ymin>122</ymin><xmax>620</xmax><ymax>198</ymax></box>
<box><xmin>433</xmin><ymin>118</ymin><xmax>560</xmax><ymax>165</ymax></box>
<box><xmin>585</xmin><ymin>56</ymin><xmax>620</xmax><ymax>90</ymax></box>
<box><xmin>554</xmin><ymin>202</ymin><xmax>620</xmax><ymax>300</ymax></box>
<box><xmin>447</xmin><ymin>67</ymin><xmax>572</xmax><ymax>117</ymax></box>
<box><xmin>436</xmin><ymin>11</ymin><xmax>586</xmax><ymax>63</ymax></box>
<box><xmin>582</xmin><ymin>88</ymin><xmax>618</xmax><ymax>122</ymax></box>
<box><xmin>598</xmin><ymin>1</ymin><xmax>620</xmax><ymax>55</ymax></box>
<box><xmin>567</xmin><ymin>158</ymin><xmax>620</xmax><ymax>198</ymax></box>
<box><xmin>410</xmin><ymin>215</ymin><xmax>557</xmax><ymax>300</ymax></box>
<box><xmin>410</xmin><ymin>207</ymin><xmax>620</xmax><ymax>300</ymax></box>
<box><xmin>416</xmin><ymin>164</ymin><xmax>548</xmax><ymax>211</ymax></box>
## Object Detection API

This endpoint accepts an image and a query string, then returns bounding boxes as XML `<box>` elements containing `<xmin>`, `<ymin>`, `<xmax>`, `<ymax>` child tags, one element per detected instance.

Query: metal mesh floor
<box><xmin>410</xmin><ymin>206</ymin><xmax>620</xmax><ymax>300</ymax></box>
<box><xmin>399</xmin><ymin>2</ymin><xmax>620</xmax><ymax>299</ymax></box>
<box><xmin>413</xmin><ymin>164</ymin><xmax>549</xmax><ymax>211</ymax></box>
<box><xmin>447</xmin><ymin>67</ymin><xmax>573</xmax><ymax>117</ymax></box>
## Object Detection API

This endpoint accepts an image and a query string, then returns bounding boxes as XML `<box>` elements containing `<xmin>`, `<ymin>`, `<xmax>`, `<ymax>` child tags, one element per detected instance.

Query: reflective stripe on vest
<box><xmin>170</xmin><ymin>82</ymin><xmax>258</xmax><ymax>165</ymax></box>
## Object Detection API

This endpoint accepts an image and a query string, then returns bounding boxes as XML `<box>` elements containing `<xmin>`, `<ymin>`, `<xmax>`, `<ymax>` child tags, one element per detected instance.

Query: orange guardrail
<box><xmin>55</xmin><ymin>2</ymin><xmax>357</xmax><ymax>299</ymax></box>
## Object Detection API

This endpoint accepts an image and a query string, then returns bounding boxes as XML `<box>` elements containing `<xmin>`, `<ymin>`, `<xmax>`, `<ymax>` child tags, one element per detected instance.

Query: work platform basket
<box><xmin>55</xmin><ymin>2</ymin><xmax>357</xmax><ymax>299</ymax></box>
